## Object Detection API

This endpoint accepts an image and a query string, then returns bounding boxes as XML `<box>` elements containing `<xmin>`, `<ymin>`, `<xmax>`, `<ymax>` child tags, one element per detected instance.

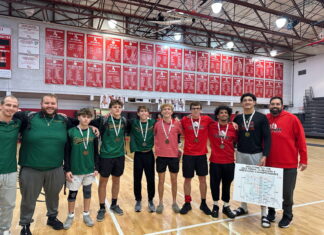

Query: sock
<box><xmin>261</xmin><ymin>206</ymin><xmax>267</xmax><ymax>217</ymax></box>
<box><xmin>223</xmin><ymin>202</ymin><xmax>229</xmax><ymax>207</ymax></box>
<box><xmin>100</xmin><ymin>203</ymin><xmax>105</xmax><ymax>210</ymax></box>
<box><xmin>241</xmin><ymin>202</ymin><xmax>248</xmax><ymax>212</ymax></box>
<box><xmin>112</xmin><ymin>198</ymin><xmax>117</xmax><ymax>206</ymax></box>
<box><xmin>201</xmin><ymin>199</ymin><xmax>206</xmax><ymax>205</ymax></box>
<box><xmin>213</xmin><ymin>201</ymin><xmax>219</xmax><ymax>206</ymax></box>
<box><xmin>185</xmin><ymin>195</ymin><xmax>192</xmax><ymax>203</ymax></box>
<box><xmin>68</xmin><ymin>213</ymin><xmax>74</xmax><ymax>218</ymax></box>
<box><xmin>83</xmin><ymin>211</ymin><xmax>89</xmax><ymax>216</ymax></box>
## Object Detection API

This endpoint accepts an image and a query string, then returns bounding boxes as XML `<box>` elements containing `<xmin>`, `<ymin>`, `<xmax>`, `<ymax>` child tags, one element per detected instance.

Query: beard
<box><xmin>270</xmin><ymin>107</ymin><xmax>282</xmax><ymax>115</ymax></box>
<box><xmin>41</xmin><ymin>107</ymin><xmax>57</xmax><ymax>116</ymax></box>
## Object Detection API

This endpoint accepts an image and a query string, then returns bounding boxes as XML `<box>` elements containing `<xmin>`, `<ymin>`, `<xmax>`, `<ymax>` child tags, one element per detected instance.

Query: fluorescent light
<box><xmin>226</xmin><ymin>41</ymin><xmax>234</xmax><ymax>49</ymax></box>
<box><xmin>211</xmin><ymin>2</ymin><xmax>222</xmax><ymax>14</ymax></box>
<box><xmin>275</xmin><ymin>17</ymin><xmax>287</xmax><ymax>29</ymax></box>
<box><xmin>108</xmin><ymin>19</ymin><xmax>117</xmax><ymax>29</ymax></box>
<box><xmin>270</xmin><ymin>50</ymin><xmax>277</xmax><ymax>57</ymax></box>
<box><xmin>174</xmin><ymin>32</ymin><xmax>182</xmax><ymax>41</ymax></box>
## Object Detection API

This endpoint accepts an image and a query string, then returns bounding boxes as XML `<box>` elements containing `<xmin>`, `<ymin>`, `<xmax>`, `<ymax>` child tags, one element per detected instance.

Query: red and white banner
<box><xmin>45</xmin><ymin>58</ymin><xmax>64</xmax><ymax>84</ymax></box>
<box><xmin>155</xmin><ymin>45</ymin><xmax>169</xmax><ymax>68</ymax></box>
<box><xmin>255</xmin><ymin>60</ymin><xmax>265</xmax><ymax>78</ymax></box>
<box><xmin>123</xmin><ymin>66</ymin><xmax>138</xmax><ymax>90</ymax></box>
<box><xmin>222</xmin><ymin>55</ymin><xmax>233</xmax><ymax>75</ymax></box>
<box><xmin>275</xmin><ymin>62</ymin><xmax>283</xmax><ymax>80</ymax></box>
<box><xmin>123</xmin><ymin>40</ymin><xmax>138</xmax><ymax>65</ymax></box>
<box><xmin>140</xmin><ymin>42</ymin><xmax>154</xmax><ymax>67</ymax></box>
<box><xmin>67</xmin><ymin>31</ymin><xmax>84</xmax><ymax>58</ymax></box>
<box><xmin>66</xmin><ymin>60</ymin><xmax>84</xmax><ymax>86</ymax></box>
<box><xmin>265</xmin><ymin>60</ymin><xmax>274</xmax><ymax>79</ymax></box>
<box><xmin>155</xmin><ymin>69</ymin><xmax>168</xmax><ymax>92</ymax></box>
<box><xmin>210</xmin><ymin>53</ymin><xmax>221</xmax><ymax>74</ymax></box>
<box><xmin>244</xmin><ymin>78</ymin><xmax>255</xmax><ymax>94</ymax></box>
<box><xmin>86</xmin><ymin>62</ymin><xmax>103</xmax><ymax>87</ymax></box>
<box><xmin>264</xmin><ymin>80</ymin><xmax>274</xmax><ymax>98</ymax></box>
<box><xmin>233</xmin><ymin>56</ymin><xmax>244</xmax><ymax>76</ymax></box>
<box><xmin>0</xmin><ymin>30</ymin><xmax>11</xmax><ymax>78</ymax></box>
<box><xmin>169</xmin><ymin>71</ymin><xmax>182</xmax><ymax>93</ymax></box>
<box><xmin>86</xmin><ymin>34</ymin><xmax>103</xmax><ymax>60</ymax></box>
<box><xmin>221</xmin><ymin>76</ymin><xmax>232</xmax><ymax>96</ymax></box>
<box><xmin>196</xmin><ymin>74</ymin><xmax>208</xmax><ymax>94</ymax></box>
<box><xmin>170</xmin><ymin>47</ymin><xmax>182</xmax><ymax>70</ymax></box>
<box><xmin>244</xmin><ymin>58</ymin><xmax>255</xmax><ymax>77</ymax></box>
<box><xmin>232</xmin><ymin>77</ymin><xmax>243</xmax><ymax>96</ymax></box>
<box><xmin>106</xmin><ymin>37</ymin><xmax>121</xmax><ymax>63</ymax></box>
<box><xmin>197</xmin><ymin>51</ymin><xmax>209</xmax><ymax>73</ymax></box>
<box><xmin>140</xmin><ymin>68</ymin><xmax>153</xmax><ymax>91</ymax></box>
<box><xmin>45</xmin><ymin>28</ymin><xmax>64</xmax><ymax>56</ymax></box>
<box><xmin>274</xmin><ymin>81</ymin><xmax>283</xmax><ymax>97</ymax></box>
<box><xmin>184</xmin><ymin>49</ymin><xmax>196</xmax><ymax>71</ymax></box>
<box><xmin>209</xmin><ymin>75</ymin><xmax>220</xmax><ymax>95</ymax></box>
<box><xmin>255</xmin><ymin>79</ymin><xmax>265</xmax><ymax>98</ymax></box>
<box><xmin>183</xmin><ymin>72</ymin><xmax>195</xmax><ymax>93</ymax></box>
<box><xmin>105</xmin><ymin>64</ymin><xmax>121</xmax><ymax>89</ymax></box>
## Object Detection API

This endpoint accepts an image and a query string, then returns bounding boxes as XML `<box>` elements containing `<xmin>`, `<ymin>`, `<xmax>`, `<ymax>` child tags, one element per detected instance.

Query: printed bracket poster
<box><xmin>233</xmin><ymin>163</ymin><xmax>283</xmax><ymax>209</ymax></box>
<box><xmin>0</xmin><ymin>27</ymin><xmax>11</xmax><ymax>78</ymax></box>
<box><xmin>155</xmin><ymin>44</ymin><xmax>169</xmax><ymax>68</ymax></box>
<box><xmin>106</xmin><ymin>64</ymin><xmax>121</xmax><ymax>89</ymax></box>
<box><xmin>140</xmin><ymin>68</ymin><xmax>153</xmax><ymax>91</ymax></box>
<box><xmin>196</xmin><ymin>74</ymin><xmax>208</xmax><ymax>94</ymax></box>
<box><xmin>197</xmin><ymin>51</ymin><xmax>209</xmax><ymax>73</ymax></box>
<box><xmin>140</xmin><ymin>42</ymin><xmax>154</xmax><ymax>67</ymax></box>
<box><xmin>170</xmin><ymin>47</ymin><xmax>182</xmax><ymax>70</ymax></box>
<box><xmin>45</xmin><ymin>28</ymin><xmax>65</xmax><ymax>56</ymax></box>
<box><xmin>86</xmin><ymin>62</ymin><xmax>103</xmax><ymax>87</ymax></box>
<box><xmin>66</xmin><ymin>60</ymin><xmax>84</xmax><ymax>86</ymax></box>
<box><xmin>18</xmin><ymin>38</ymin><xmax>39</xmax><ymax>54</ymax></box>
<box><xmin>169</xmin><ymin>71</ymin><xmax>182</xmax><ymax>93</ymax></box>
<box><xmin>123</xmin><ymin>66</ymin><xmax>138</xmax><ymax>90</ymax></box>
<box><xmin>209</xmin><ymin>75</ymin><xmax>220</xmax><ymax>95</ymax></box>
<box><xmin>19</xmin><ymin>24</ymin><xmax>39</xmax><ymax>40</ymax></box>
<box><xmin>183</xmin><ymin>72</ymin><xmax>195</xmax><ymax>93</ymax></box>
<box><xmin>184</xmin><ymin>49</ymin><xmax>196</xmax><ymax>71</ymax></box>
<box><xmin>67</xmin><ymin>31</ymin><xmax>85</xmax><ymax>58</ymax></box>
<box><xmin>221</xmin><ymin>76</ymin><xmax>232</xmax><ymax>96</ymax></box>
<box><xmin>87</xmin><ymin>34</ymin><xmax>103</xmax><ymax>60</ymax></box>
<box><xmin>123</xmin><ymin>40</ymin><xmax>138</xmax><ymax>65</ymax></box>
<box><xmin>210</xmin><ymin>53</ymin><xmax>221</xmax><ymax>74</ymax></box>
<box><xmin>18</xmin><ymin>54</ymin><xmax>39</xmax><ymax>69</ymax></box>
<box><xmin>45</xmin><ymin>58</ymin><xmax>64</xmax><ymax>84</ymax></box>
<box><xmin>155</xmin><ymin>69</ymin><xmax>168</xmax><ymax>92</ymax></box>
<box><xmin>106</xmin><ymin>37</ymin><xmax>121</xmax><ymax>63</ymax></box>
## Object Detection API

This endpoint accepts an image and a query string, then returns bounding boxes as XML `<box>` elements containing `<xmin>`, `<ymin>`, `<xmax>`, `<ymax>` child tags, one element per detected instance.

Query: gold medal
<box><xmin>142</xmin><ymin>142</ymin><xmax>147</xmax><ymax>147</ymax></box>
<box><xmin>194</xmin><ymin>137</ymin><xmax>199</xmax><ymax>143</ymax></box>
<box><xmin>83</xmin><ymin>150</ymin><xmax>89</xmax><ymax>156</ymax></box>
<box><xmin>220</xmin><ymin>144</ymin><xmax>225</xmax><ymax>149</ymax></box>
<box><xmin>165</xmin><ymin>139</ymin><xmax>170</xmax><ymax>144</ymax></box>
<box><xmin>245</xmin><ymin>132</ymin><xmax>250</xmax><ymax>137</ymax></box>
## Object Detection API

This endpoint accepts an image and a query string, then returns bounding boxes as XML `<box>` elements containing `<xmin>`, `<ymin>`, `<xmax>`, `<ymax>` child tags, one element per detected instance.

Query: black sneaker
<box><xmin>211</xmin><ymin>205</ymin><xmax>219</xmax><ymax>218</ymax></box>
<box><xmin>267</xmin><ymin>208</ymin><xmax>276</xmax><ymax>222</ymax></box>
<box><xmin>279</xmin><ymin>215</ymin><xmax>292</xmax><ymax>228</ymax></box>
<box><xmin>200</xmin><ymin>203</ymin><xmax>212</xmax><ymax>215</ymax></box>
<box><xmin>222</xmin><ymin>206</ymin><xmax>236</xmax><ymax>219</ymax></box>
<box><xmin>20</xmin><ymin>224</ymin><xmax>32</xmax><ymax>235</ymax></box>
<box><xmin>180</xmin><ymin>203</ymin><xmax>192</xmax><ymax>214</ymax></box>
<box><xmin>47</xmin><ymin>217</ymin><xmax>64</xmax><ymax>230</ymax></box>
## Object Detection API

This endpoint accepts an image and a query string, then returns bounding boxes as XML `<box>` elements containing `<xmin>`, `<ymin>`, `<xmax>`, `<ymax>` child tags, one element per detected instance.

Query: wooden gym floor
<box><xmin>11</xmin><ymin>138</ymin><xmax>324</xmax><ymax>235</ymax></box>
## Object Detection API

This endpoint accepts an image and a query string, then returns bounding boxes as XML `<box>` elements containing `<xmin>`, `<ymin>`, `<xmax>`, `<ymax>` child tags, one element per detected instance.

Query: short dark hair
<box><xmin>1</xmin><ymin>95</ymin><xmax>18</xmax><ymax>105</ymax></box>
<box><xmin>270</xmin><ymin>96</ymin><xmax>283</xmax><ymax>105</ymax></box>
<box><xmin>190</xmin><ymin>101</ymin><xmax>202</xmax><ymax>110</ymax></box>
<box><xmin>240</xmin><ymin>93</ymin><xmax>256</xmax><ymax>102</ymax></box>
<box><xmin>214</xmin><ymin>106</ymin><xmax>232</xmax><ymax>119</ymax></box>
<box><xmin>137</xmin><ymin>105</ymin><xmax>149</xmax><ymax>113</ymax></box>
<box><xmin>109</xmin><ymin>99</ymin><xmax>123</xmax><ymax>108</ymax></box>
<box><xmin>77</xmin><ymin>108</ymin><xmax>93</xmax><ymax>117</ymax></box>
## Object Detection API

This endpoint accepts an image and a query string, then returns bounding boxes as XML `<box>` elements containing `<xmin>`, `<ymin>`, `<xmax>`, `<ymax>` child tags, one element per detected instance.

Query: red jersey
<box><xmin>181</xmin><ymin>115</ymin><xmax>213</xmax><ymax>156</ymax></box>
<box><xmin>266</xmin><ymin>110</ymin><xmax>307</xmax><ymax>168</ymax></box>
<box><xmin>209</xmin><ymin>122</ymin><xmax>237</xmax><ymax>164</ymax></box>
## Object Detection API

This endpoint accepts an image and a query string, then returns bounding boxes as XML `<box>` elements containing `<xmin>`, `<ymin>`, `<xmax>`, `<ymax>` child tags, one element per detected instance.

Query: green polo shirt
<box><xmin>129</xmin><ymin>118</ymin><xmax>155</xmax><ymax>153</ymax></box>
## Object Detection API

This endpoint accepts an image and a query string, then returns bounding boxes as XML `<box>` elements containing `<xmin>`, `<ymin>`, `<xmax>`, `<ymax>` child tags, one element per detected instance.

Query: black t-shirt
<box><xmin>234</xmin><ymin>111</ymin><xmax>271</xmax><ymax>156</ymax></box>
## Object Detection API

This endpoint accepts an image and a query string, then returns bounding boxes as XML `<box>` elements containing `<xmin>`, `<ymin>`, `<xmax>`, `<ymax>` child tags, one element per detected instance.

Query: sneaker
<box><xmin>83</xmin><ymin>214</ymin><xmax>94</xmax><ymax>227</ymax></box>
<box><xmin>148</xmin><ymin>200</ymin><xmax>156</xmax><ymax>213</ymax></box>
<box><xmin>63</xmin><ymin>215</ymin><xmax>74</xmax><ymax>229</ymax></box>
<box><xmin>135</xmin><ymin>201</ymin><xmax>142</xmax><ymax>212</ymax></box>
<box><xmin>279</xmin><ymin>215</ymin><xmax>292</xmax><ymax>228</ymax></box>
<box><xmin>211</xmin><ymin>205</ymin><xmax>219</xmax><ymax>218</ymax></box>
<box><xmin>180</xmin><ymin>203</ymin><xmax>192</xmax><ymax>214</ymax></box>
<box><xmin>47</xmin><ymin>217</ymin><xmax>63</xmax><ymax>230</ymax></box>
<box><xmin>200</xmin><ymin>203</ymin><xmax>212</xmax><ymax>215</ymax></box>
<box><xmin>96</xmin><ymin>209</ymin><xmax>106</xmax><ymax>222</ymax></box>
<box><xmin>261</xmin><ymin>216</ymin><xmax>271</xmax><ymax>228</ymax></box>
<box><xmin>156</xmin><ymin>204</ymin><xmax>164</xmax><ymax>214</ymax></box>
<box><xmin>267</xmin><ymin>208</ymin><xmax>276</xmax><ymax>222</ymax></box>
<box><xmin>110</xmin><ymin>204</ymin><xmax>124</xmax><ymax>215</ymax></box>
<box><xmin>222</xmin><ymin>206</ymin><xmax>236</xmax><ymax>219</ymax></box>
<box><xmin>20</xmin><ymin>224</ymin><xmax>32</xmax><ymax>235</ymax></box>
<box><xmin>234</xmin><ymin>207</ymin><xmax>248</xmax><ymax>216</ymax></box>
<box><xmin>172</xmin><ymin>203</ymin><xmax>180</xmax><ymax>213</ymax></box>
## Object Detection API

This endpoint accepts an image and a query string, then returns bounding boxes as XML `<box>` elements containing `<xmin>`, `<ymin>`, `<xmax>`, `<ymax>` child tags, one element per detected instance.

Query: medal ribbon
<box><xmin>242</xmin><ymin>110</ymin><xmax>255</xmax><ymax>132</ymax></box>
<box><xmin>139</xmin><ymin>119</ymin><xmax>149</xmax><ymax>142</ymax></box>
<box><xmin>111</xmin><ymin>115</ymin><xmax>122</xmax><ymax>137</ymax></box>
<box><xmin>162</xmin><ymin>119</ymin><xmax>173</xmax><ymax>141</ymax></box>
<box><xmin>77</xmin><ymin>126</ymin><xmax>90</xmax><ymax>150</ymax></box>
<box><xmin>191</xmin><ymin>116</ymin><xmax>201</xmax><ymax>139</ymax></box>
<box><xmin>218</xmin><ymin>122</ymin><xmax>229</xmax><ymax>145</ymax></box>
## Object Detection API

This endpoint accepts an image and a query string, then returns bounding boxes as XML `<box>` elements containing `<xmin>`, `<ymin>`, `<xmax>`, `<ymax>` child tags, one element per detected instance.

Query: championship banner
<box><xmin>170</xmin><ymin>47</ymin><xmax>182</xmax><ymax>70</ymax></box>
<box><xmin>265</xmin><ymin>80</ymin><xmax>274</xmax><ymax>98</ymax></box>
<box><xmin>233</xmin><ymin>164</ymin><xmax>283</xmax><ymax>209</ymax></box>
<box><xmin>244</xmin><ymin>58</ymin><xmax>255</xmax><ymax>77</ymax></box>
<box><xmin>45</xmin><ymin>28</ymin><xmax>65</xmax><ymax>56</ymax></box>
<box><xmin>0</xmin><ymin>27</ymin><xmax>11</xmax><ymax>78</ymax></box>
<box><xmin>140</xmin><ymin>68</ymin><xmax>153</xmax><ymax>91</ymax></box>
<box><xmin>221</xmin><ymin>76</ymin><xmax>232</xmax><ymax>96</ymax></box>
<box><xmin>232</xmin><ymin>77</ymin><xmax>243</xmax><ymax>97</ymax></box>
<box><xmin>255</xmin><ymin>60</ymin><xmax>265</xmax><ymax>78</ymax></box>
<box><xmin>106</xmin><ymin>37</ymin><xmax>121</xmax><ymax>63</ymax></box>
<box><xmin>169</xmin><ymin>71</ymin><xmax>182</xmax><ymax>93</ymax></box>
<box><xmin>209</xmin><ymin>75</ymin><xmax>220</xmax><ymax>95</ymax></box>
<box><xmin>67</xmin><ymin>31</ymin><xmax>85</xmax><ymax>58</ymax></box>
<box><xmin>123</xmin><ymin>40</ymin><xmax>138</xmax><ymax>65</ymax></box>
<box><xmin>255</xmin><ymin>79</ymin><xmax>265</xmax><ymax>98</ymax></box>
<box><xmin>197</xmin><ymin>51</ymin><xmax>209</xmax><ymax>73</ymax></box>
<box><xmin>274</xmin><ymin>81</ymin><xmax>283</xmax><ymax>97</ymax></box>
<box><xmin>265</xmin><ymin>60</ymin><xmax>274</xmax><ymax>79</ymax></box>
<box><xmin>244</xmin><ymin>78</ymin><xmax>255</xmax><ymax>94</ymax></box>
<box><xmin>275</xmin><ymin>62</ymin><xmax>284</xmax><ymax>80</ymax></box>
<box><xmin>87</xmin><ymin>34</ymin><xmax>103</xmax><ymax>60</ymax></box>
<box><xmin>155</xmin><ymin>69</ymin><xmax>168</xmax><ymax>92</ymax></box>
<box><xmin>140</xmin><ymin>42</ymin><xmax>154</xmax><ymax>67</ymax></box>
<box><xmin>155</xmin><ymin>44</ymin><xmax>169</xmax><ymax>68</ymax></box>
<box><xmin>183</xmin><ymin>72</ymin><xmax>195</xmax><ymax>93</ymax></box>
<box><xmin>66</xmin><ymin>60</ymin><xmax>84</xmax><ymax>86</ymax></box>
<box><xmin>184</xmin><ymin>49</ymin><xmax>196</xmax><ymax>71</ymax></box>
<box><xmin>105</xmin><ymin>64</ymin><xmax>121</xmax><ymax>89</ymax></box>
<box><xmin>210</xmin><ymin>53</ymin><xmax>221</xmax><ymax>74</ymax></box>
<box><xmin>123</xmin><ymin>65</ymin><xmax>138</xmax><ymax>90</ymax></box>
<box><xmin>86</xmin><ymin>62</ymin><xmax>103</xmax><ymax>87</ymax></box>
<box><xmin>196</xmin><ymin>74</ymin><xmax>208</xmax><ymax>94</ymax></box>
<box><xmin>233</xmin><ymin>56</ymin><xmax>244</xmax><ymax>76</ymax></box>
<box><xmin>222</xmin><ymin>55</ymin><xmax>233</xmax><ymax>75</ymax></box>
<box><xmin>45</xmin><ymin>58</ymin><xmax>64</xmax><ymax>84</ymax></box>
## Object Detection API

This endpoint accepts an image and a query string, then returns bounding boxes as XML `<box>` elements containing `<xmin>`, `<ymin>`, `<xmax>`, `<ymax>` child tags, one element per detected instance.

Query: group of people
<box><xmin>0</xmin><ymin>92</ymin><xmax>307</xmax><ymax>235</ymax></box>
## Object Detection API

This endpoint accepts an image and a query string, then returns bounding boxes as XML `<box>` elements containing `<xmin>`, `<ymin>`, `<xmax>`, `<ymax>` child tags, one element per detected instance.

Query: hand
<box><xmin>258</xmin><ymin>156</ymin><xmax>266</xmax><ymax>166</ymax></box>
<box><xmin>232</xmin><ymin>122</ymin><xmax>238</xmax><ymax>130</ymax></box>
<box><xmin>104</xmin><ymin>113</ymin><xmax>111</xmax><ymax>118</ymax></box>
<box><xmin>298</xmin><ymin>163</ymin><xmax>307</xmax><ymax>171</ymax></box>
<box><xmin>90</xmin><ymin>125</ymin><xmax>100</xmax><ymax>137</ymax></box>
<box><xmin>58</xmin><ymin>112</ymin><xmax>67</xmax><ymax>118</ymax></box>
<box><xmin>66</xmin><ymin>172</ymin><xmax>73</xmax><ymax>182</ymax></box>
<box><xmin>94</xmin><ymin>170</ymin><xmax>99</xmax><ymax>176</ymax></box>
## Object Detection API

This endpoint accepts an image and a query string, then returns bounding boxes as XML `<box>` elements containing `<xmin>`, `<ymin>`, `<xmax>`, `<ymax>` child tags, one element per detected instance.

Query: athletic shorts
<box><xmin>156</xmin><ymin>157</ymin><xmax>180</xmax><ymax>173</ymax></box>
<box><xmin>66</xmin><ymin>174</ymin><xmax>95</xmax><ymax>191</ymax></box>
<box><xmin>182</xmin><ymin>154</ymin><xmax>208</xmax><ymax>178</ymax></box>
<box><xmin>99</xmin><ymin>156</ymin><xmax>125</xmax><ymax>177</ymax></box>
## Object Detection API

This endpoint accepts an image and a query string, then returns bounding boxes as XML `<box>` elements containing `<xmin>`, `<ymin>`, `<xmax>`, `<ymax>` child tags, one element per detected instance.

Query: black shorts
<box><xmin>99</xmin><ymin>156</ymin><xmax>125</xmax><ymax>177</ymax></box>
<box><xmin>156</xmin><ymin>157</ymin><xmax>180</xmax><ymax>173</ymax></box>
<box><xmin>182</xmin><ymin>155</ymin><xmax>208</xmax><ymax>178</ymax></box>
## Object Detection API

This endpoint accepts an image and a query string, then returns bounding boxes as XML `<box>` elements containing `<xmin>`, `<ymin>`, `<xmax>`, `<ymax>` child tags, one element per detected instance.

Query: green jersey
<box><xmin>129</xmin><ymin>118</ymin><xmax>155</xmax><ymax>153</ymax></box>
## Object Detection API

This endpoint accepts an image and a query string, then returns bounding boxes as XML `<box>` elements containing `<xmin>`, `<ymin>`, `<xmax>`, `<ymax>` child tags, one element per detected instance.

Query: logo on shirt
<box><xmin>270</xmin><ymin>123</ymin><xmax>281</xmax><ymax>132</ymax></box>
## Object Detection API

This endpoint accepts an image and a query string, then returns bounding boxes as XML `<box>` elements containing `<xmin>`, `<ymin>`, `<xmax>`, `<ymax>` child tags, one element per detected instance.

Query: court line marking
<box><xmin>144</xmin><ymin>199</ymin><xmax>324</xmax><ymax>235</ymax></box>
<box><xmin>94</xmin><ymin>177</ymin><xmax>124</xmax><ymax>235</ymax></box>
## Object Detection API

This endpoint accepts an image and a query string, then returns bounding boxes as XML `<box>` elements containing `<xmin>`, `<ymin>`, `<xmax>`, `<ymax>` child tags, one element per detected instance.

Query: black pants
<box><xmin>269</xmin><ymin>168</ymin><xmax>297</xmax><ymax>219</ymax></box>
<box><xmin>209</xmin><ymin>162</ymin><xmax>235</xmax><ymax>203</ymax></box>
<box><xmin>133</xmin><ymin>151</ymin><xmax>155</xmax><ymax>201</ymax></box>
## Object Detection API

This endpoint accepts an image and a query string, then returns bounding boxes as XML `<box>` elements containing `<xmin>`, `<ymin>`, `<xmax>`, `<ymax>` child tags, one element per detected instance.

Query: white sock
<box><xmin>213</xmin><ymin>201</ymin><xmax>218</xmax><ymax>206</ymax></box>
<box><xmin>223</xmin><ymin>202</ymin><xmax>229</xmax><ymax>207</ymax></box>
<box><xmin>68</xmin><ymin>213</ymin><xmax>75</xmax><ymax>218</ymax></box>
<box><xmin>83</xmin><ymin>211</ymin><xmax>89</xmax><ymax>216</ymax></box>
<box><xmin>261</xmin><ymin>206</ymin><xmax>267</xmax><ymax>217</ymax></box>
<box><xmin>241</xmin><ymin>202</ymin><xmax>248</xmax><ymax>211</ymax></box>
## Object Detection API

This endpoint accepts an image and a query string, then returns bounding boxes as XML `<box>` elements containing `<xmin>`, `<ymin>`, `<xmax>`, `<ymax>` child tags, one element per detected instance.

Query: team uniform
<box><xmin>0</xmin><ymin>117</ymin><xmax>21</xmax><ymax>234</ymax></box>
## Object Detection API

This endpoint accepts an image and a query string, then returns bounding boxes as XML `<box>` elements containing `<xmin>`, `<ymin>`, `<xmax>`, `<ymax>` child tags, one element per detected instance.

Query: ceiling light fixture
<box><xmin>270</xmin><ymin>50</ymin><xmax>277</xmax><ymax>57</ymax></box>
<box><xmin>226</xmin><ymin>41</ymin><xmax>234</xmax><ymax>49</ymax></box>
<box><xmin>108</xmin><ymin>19</ymin><xmax>117</xmax><ymax>29</ymax></box>
<box><xmin>211</xmin><ymin>1</ymin><xmax>222</xmax><ymax>14</ymax></box>
<box><xmin>174</xmin><ymin>32</ymin><xmax>182</xmax><ymax>41</ymax></box>
<box><xmin>275</xmin><ymin>17</ymin><xmax>287</xmax><ymax>29</ymax></box>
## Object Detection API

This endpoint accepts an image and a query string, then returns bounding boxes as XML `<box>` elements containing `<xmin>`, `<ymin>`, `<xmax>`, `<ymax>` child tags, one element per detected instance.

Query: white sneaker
<box><xmin>83</xmin><ymin>214</ymin><xmax>94</xmax><ymax>227</ymax></box>
<box><xmin>63</xmin><ymin>215</ymin><xmax>74</xmax><ymax>229</ymax></box>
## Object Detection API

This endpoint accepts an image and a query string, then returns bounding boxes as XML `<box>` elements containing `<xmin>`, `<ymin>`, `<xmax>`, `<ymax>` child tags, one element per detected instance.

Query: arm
<box><xmin>64</xmin><ymin>134</ymin><xmax>73</xmax><ymax>182</ymax></box>
<box><xmin>294</xmin><ymin>117</ymin><xmax>308</xmax><ymax>171</ymax></box>
<box><xmin>260</xmin><ymin>116</ymin><xmax>271</xmax><ymax>166</ymax></box>
<box><xmin>93</xmin><ymin>137</ymin><xmax>100</xmax><ymax>176</ymax></box>
<box><xmin>13</xmin><ymin>111</ymin><xmax>28</xmax><ymax>132</ymax></box>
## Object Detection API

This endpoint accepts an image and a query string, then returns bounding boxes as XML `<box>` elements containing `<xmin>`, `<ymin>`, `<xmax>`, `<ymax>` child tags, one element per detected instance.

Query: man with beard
<box><xmin>0</xmin><ymin>96</ymin><xmax>20</xmax><ymax>235</ymax></box>
<box><xmin>266</xmin><ymin>97</ymin><xmax>307</xmax><ymax>228</ymax></box>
